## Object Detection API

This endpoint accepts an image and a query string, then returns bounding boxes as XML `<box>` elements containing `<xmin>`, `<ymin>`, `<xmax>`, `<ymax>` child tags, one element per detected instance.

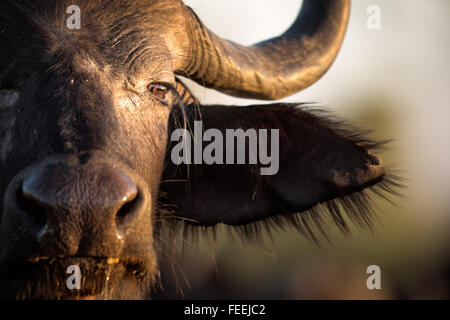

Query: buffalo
<box><xmin>0</xmin><ymin>0</ymin><xmax>398</xmax><ymax>299</ymax></box>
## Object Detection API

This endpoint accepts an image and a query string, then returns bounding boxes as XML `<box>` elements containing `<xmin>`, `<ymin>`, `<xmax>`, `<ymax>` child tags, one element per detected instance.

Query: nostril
<box><xmin>17</xmin><ymin>186</ymin><xmax>47</xmax><ymax>227</ymax></box>
<box><xmin>116</xmin><ymin>192</ymin><xmax>140</xmax><ymax>225</ymax></box>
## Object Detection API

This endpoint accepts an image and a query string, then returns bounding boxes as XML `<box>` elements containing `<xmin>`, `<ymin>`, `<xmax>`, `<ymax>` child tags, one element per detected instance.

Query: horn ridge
<box><xmin>175</xmin><ymin>0</ymin><xmax>350</xmax><ymax>100</ymax></box>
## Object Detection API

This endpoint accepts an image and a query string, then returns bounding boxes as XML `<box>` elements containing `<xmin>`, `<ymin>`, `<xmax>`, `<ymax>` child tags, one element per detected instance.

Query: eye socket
<box><xmin>147</xmin><ymin>83</ymin><xmax>168</xmax><ymax>102</ymax></box>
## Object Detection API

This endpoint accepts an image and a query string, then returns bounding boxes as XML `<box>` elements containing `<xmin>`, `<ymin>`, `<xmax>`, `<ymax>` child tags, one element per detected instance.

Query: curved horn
<box><xmin>174</xmin><ymin>0</ymin><xmax>350</xmax><ymax>100</ymax></box>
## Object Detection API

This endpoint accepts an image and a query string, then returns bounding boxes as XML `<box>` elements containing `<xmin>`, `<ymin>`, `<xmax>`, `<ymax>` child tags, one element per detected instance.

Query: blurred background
<box><xmin>157</xmin><ymin>0</ymin><xmax>450</xmax><ymax>299</ymax></box>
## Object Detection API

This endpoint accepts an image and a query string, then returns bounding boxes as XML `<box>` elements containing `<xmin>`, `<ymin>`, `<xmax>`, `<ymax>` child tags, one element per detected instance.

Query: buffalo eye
<box><xmin>148</xmin><ymin>83</ymin><xmax>168</xmax><ymax>102</ymax></box>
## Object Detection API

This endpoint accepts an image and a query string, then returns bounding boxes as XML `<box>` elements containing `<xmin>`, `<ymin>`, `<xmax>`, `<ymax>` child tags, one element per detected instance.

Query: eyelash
<box><xmin>147</xmin><ymin>82</ymin><xmax>174</xmax><ymax>105</ymax></box>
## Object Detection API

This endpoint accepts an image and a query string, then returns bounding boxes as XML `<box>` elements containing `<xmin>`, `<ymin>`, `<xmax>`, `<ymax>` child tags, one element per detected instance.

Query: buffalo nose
<box><xmin>17</xmin><ymin>160</ymin><xmax>140</xmax><ymax>239</ymax></box>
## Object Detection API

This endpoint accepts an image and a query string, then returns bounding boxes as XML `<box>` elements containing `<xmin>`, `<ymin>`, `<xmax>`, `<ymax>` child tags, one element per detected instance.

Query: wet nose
<box><xmin>17</xmin><ymin>158</ymin><xmax>140</xmax><ymax>240</ymax></box>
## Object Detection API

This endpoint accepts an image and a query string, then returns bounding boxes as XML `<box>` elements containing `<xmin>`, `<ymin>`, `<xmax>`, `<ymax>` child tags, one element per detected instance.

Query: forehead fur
<box><xmin>2</xmin><ymin>0</ymin><xmax>181</xmax><ymax>33</ymax></box>
<box><xmin>0</xmin><ymin>0</ymin><xmax>183</xmax><ymax>74</ymax></box>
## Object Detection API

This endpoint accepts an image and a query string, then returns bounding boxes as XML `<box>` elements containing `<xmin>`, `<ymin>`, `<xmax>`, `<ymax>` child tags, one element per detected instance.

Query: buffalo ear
<box><xmin>160</xmin><ymin>103</ymin><xmax>398</xmax><ymax>239</ymax></box>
